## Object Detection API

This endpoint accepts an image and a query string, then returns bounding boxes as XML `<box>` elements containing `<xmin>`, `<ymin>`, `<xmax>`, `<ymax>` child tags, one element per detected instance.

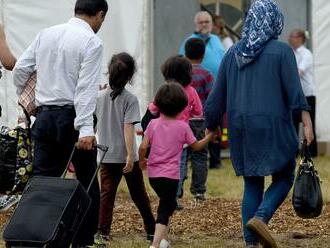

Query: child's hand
<box><xmin>139</xmin><ymin>158</ymin><xmax>147</xmax><ymax>170</ymax></box>
<box><xmin>99</xmin><ymin>83</ymin><xmax>108</xmax><ymax>91</ymax></box>
<box><xmin>123</xmin><ymin>156</ymin><xmax>134</xmax><ymax>174</ymax></box>
<box><xmin>205</xmin><ymin>128</ymin><xmax>220</xmax><ymax>142</ymax></box>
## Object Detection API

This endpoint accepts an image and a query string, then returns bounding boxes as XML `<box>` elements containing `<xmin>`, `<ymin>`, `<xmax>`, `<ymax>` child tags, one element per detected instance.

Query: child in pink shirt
<box><xmin>148</xmin><ymin>55</ymin><xmax>203</xmax><ymax>209</ymax></box>
<box><xmin>139</xmin><ymin>83</ymin><xmax>214</xmax><ymax>248</ymax></box>
<box><xmin>149</xmin><ymin>55</ymin><xmax>203</xmax><ymax>122</ymax></box>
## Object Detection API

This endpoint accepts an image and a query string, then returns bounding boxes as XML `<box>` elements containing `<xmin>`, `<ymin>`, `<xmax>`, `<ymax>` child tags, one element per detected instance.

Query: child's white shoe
<box><xmin>160</xmin><ymin>239</ymin><xmax>170</xmax><ymax>248</ymax></box>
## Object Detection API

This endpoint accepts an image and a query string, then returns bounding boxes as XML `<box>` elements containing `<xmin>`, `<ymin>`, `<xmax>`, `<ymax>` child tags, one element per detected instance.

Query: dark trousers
<box><xmin>189</xmin><ymin>119</ymin><xmax>208</xmax><ymax>195</ymax></box>
<box><xmin>208</xmin><ymin>139</ymin><xmax>222</xmax><ymax>168</ymax></box>
<box><xmin>32</xmin><ymin>108</ymin><xmax>100</xmax><ymax>247</ymax></box>
<box><xmin>98</xmin><ymin>162</ymin><xmax>155</xmax><ymax>236</ymax></box>
<box><xmin>293</xmin><ymin>96</ymin><xmax>317</xmax><ymax>157</ymax></box>
<box><xmin>149</xmin><ymin>177</ymin><xmax>179</xmax><ymax>225</ymax></box>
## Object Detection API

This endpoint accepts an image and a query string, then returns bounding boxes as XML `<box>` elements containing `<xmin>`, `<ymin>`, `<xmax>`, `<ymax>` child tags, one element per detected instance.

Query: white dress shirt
<box><xmin>13</xmin><ymin>17</ymin><xmax>103</xmax><ymax>138</ymax></box>
<box><xmin>293</xmin><ymin>45</ymin><xmax>315</xmax><ymax>97</ymax></box>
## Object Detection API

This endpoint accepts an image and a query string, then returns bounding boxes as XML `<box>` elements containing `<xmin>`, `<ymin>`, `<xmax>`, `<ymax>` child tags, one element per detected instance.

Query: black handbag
<box><xmin>292</xmin><ymin>141</ymin><xmax>323</xmax><ymax>218</ymax></box>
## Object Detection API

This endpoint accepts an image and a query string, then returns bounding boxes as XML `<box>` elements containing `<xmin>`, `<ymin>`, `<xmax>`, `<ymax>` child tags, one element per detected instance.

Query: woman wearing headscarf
<box><xmin>204</xmin><ymin>1</ymin><xmax>313</xmax><ymax>247</ymax></box>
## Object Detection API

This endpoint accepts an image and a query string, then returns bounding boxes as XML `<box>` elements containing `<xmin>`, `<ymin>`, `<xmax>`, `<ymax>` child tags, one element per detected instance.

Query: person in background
<box><xmin>288</xmin><ymin>28</ymin><xmax>317</xmax><ymax>157</ymax></box>
<box><xmin>0</xmin><ymin>24</ymin><xmax>16</xmax><ymax>71</ymax></box>
<box><xmin>0</xmin><ymin>24</ymin><xmax>20</xmax><ymax>212</ymax></box>
<box><xmin>139</xmin><ymin>83</ymin><xmax>215</xmax><ymax>248</ymax></box>
<box><xmin>184</xmin><ymin>37</ymin><xmax>214</xmax><ymax>201</ymax></box>
<box><xmin>179</xmin><ymin>11</ymin><xmax>225</xmax><ymax>170</ymax></box>
<box><xmin>95</xmin><ymin>53</ymin><xmax>155</xmax><ymax>245</ymax></box>
<box><xmin>0</xmin><ymin>23</ymin><xmax>17</xmax><ymax>117</ymax></box>
<box><xmin>149</xmin><ymin>55</ymin><xmax>203</xmax><ymax>210</ymax></box>
<box><xmin>12</xmin><ymin>0</ymin><xmax>108</xmax><ymax>246</ymax></box>
<box><xmin>204</xmin><ymin>0</ymin><xmax>314</xmax><ymax>247</ymax></box>
<box><xmin>213</xmin><ymin>15</ymin><xmax>234</xmax><ymax>52</ymax></box>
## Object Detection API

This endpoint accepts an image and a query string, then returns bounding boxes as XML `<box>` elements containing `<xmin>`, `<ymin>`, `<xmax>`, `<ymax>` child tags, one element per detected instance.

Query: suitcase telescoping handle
<box><xmin>61</xmin><ymin>144</ymin><xmax>109</xmax><ymax>193</ymax></box>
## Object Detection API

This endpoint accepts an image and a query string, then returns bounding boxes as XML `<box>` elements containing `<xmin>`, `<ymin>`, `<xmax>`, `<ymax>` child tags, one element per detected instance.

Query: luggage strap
<box><xmin>61</xmin><ymin>144</ymin><xmax>108</xmax><ymax>194</ymax></box>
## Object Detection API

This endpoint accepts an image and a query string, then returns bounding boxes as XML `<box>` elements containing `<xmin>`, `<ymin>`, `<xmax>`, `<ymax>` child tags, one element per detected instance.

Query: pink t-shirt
<box><xmin>149</xmin><ymin>85</ymin><xmax>203</xmax><ymax>122</ymax></box>
<box><xmin>144</xmin><ymin>117</ymin><xmax>197</xmax><ymax>179</ymax></box>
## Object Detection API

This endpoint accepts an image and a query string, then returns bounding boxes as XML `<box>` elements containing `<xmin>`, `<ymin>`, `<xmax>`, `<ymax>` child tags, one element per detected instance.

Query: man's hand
<box><xmin>77</xmin><ymin>136</ymin><xmax>96</xmax><ymax>150</ymax></box>
<box><xmin>302</xmin><ymin>111</ymin><xmax>314</xmax><ymax>146</ymax></box>
<box><xmin>123</xmin><ymin>156</ymin><xmax>134</xmax><ymax>174</ymax></box>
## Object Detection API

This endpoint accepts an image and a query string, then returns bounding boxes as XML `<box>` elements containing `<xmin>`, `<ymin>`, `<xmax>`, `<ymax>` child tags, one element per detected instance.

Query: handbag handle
<box><xmin>300</xmin><ymin>140</ymin><xmax>312</xmax><ymax>163</ymax></box>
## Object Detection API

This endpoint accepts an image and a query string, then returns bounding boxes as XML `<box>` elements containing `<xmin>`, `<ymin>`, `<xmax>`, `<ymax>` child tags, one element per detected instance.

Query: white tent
<box><xmin>313</xmin><ymin>0</ymin><xmax>330</xmax><ymax>142</ymax></box>
<box><xmin>1</xmin><ymin>0</ymin><xmax>330</xmax><ymax>143</ymax></box>
<box><xmin>0</xmin><ymin>0</ymin><xmax>152</xmax><ymax>127</ymax></box>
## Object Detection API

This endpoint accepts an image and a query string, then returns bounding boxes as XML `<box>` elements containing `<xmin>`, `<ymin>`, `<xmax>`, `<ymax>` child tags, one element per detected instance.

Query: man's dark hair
<box><xmin>184</xmin><ymin>38</ymin><xmax>205</xmax><ymax>60</ymax></box>
<box><xmin>154</xmin><ymin>83</ymin><xmax>188</xmax><ymax>117</ymax></box>
<box><xmin>74</xmin><ymin>0</ymin><xmax>108</xmax><ymax>16</ymax></box>
<box><xmin>161</xmin><ymin>55</ymin><xmax>192</xmax><ymax>87</ymax></box>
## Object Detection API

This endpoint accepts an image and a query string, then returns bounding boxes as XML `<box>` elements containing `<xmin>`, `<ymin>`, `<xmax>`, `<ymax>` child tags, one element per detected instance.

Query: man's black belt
<box><xmin>37</xmin><ymin>105</ymin><xmax>74</xmax><ymax>112</ymax></box>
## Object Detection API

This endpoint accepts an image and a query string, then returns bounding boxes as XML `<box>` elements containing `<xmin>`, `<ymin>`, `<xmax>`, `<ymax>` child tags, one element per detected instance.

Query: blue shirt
<box><xmin>179</xmin><ymin>33</ymin><xmax>225</xmax><ymax>78</ymax></box>
<box><xmin>205</xmin><ymin>40</ymin><xmax>309</xmax><ymax>176</ymax></box>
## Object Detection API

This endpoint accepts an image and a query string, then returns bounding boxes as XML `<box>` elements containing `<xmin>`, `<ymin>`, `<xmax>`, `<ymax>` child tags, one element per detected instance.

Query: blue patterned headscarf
<box><xmin>235</xmin><ymin>0</ymin><xmax>284</xmax><ymax>68</ymax></box>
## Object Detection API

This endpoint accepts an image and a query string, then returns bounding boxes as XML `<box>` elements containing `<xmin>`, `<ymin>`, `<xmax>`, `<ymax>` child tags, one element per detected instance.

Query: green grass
<box><xmin>118</xmin><ymin>156</ymin><xmax>330</xmax><ymax>202</ymax></box>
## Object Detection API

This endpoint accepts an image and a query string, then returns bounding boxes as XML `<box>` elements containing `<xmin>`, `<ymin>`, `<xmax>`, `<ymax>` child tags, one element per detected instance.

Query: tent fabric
<box><xmin>313</xmin><ymin>0</ymin><xmax>330</xmax><ymax>141</ymax></box>
<box><xmin>0</xmin><ymin>0</ymin><xmax>150</xmax><ymax>127</ymax></box>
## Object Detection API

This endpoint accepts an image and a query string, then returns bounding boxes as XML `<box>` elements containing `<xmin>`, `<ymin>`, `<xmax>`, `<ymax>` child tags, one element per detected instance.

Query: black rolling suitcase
<box><xmin>3</xmin><ymin>145</ymin><xmax>108</xmax><ymax>248</ymax></box>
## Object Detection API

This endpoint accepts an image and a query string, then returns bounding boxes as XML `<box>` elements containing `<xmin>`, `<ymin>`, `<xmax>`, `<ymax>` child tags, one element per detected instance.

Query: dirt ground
<box><xmin>1</xmin><ymin>195</ymin><xmax>329</xmax><ymax>248</ymax></box>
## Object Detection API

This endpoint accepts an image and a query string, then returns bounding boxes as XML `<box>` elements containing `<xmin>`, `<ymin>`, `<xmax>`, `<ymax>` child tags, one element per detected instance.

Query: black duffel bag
<box><xmin>292</xmin><ymin>141</ymin><xmax>323</xmax><ymax>218</ymax></box>
<box><xmin>0</xmin><ymin>110</ymin><xmax>33</xmax><ymax>194</ymax></box>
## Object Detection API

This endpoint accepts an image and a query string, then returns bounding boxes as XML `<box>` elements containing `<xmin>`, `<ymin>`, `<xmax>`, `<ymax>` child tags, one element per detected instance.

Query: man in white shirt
<box><xmin>13</xmin><ymin>0</ymin><xmax>108</xmax><ymax>246</ymax></box>
<box><xmin>289</xmin><ymin>28</ymin><xmax>317</xmax><ymax>156</ymax></box>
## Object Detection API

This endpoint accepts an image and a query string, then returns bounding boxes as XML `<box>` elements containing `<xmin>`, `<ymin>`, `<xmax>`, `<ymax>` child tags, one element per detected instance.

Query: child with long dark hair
<box><xmin>139</xmin><ymin>83</ymin><xmax>214</xmax><ymax>248</ymax></box>
<box><xmin>95</xmin><ymin>52</ymin><xmax>155</xmax><ymax>244</ymax></box>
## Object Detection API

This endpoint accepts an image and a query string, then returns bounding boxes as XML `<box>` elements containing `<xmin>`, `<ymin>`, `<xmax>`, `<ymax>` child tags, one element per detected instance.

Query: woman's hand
<box><xmin>205</xmin><ymin>127</ymin><xmax>220</xmax><ymax>142</ymax></box>
<box><xmin>302</xmin><ymin>110</ymin><xmax>314</xmax><ymax>145</ymax></box>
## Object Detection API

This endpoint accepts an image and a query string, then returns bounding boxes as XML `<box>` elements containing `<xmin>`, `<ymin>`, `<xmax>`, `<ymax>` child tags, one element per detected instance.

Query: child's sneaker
<box><xmin>94</xmin><ymin>233</ymin><xmax>110</xmax><ymax>247</ymax></box>
<box><xmin>0</xmin><ymin>195</ymin><xmax>20</xmax><ymax>212</ymax></box>
<box><xmin>159</xmin><ymin>239</ymin><xmax>171</xmax><ymax>248</ymax></box>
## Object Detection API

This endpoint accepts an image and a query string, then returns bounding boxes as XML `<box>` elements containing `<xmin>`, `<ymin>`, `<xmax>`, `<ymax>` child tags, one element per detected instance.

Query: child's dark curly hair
<box><xmin>154</xmin><ymin>83</ymin><xmax>188</xmax><ymax>117</ymax></box>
